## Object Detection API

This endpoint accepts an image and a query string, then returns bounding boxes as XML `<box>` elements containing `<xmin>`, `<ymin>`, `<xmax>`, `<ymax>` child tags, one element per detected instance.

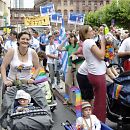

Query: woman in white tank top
<box><xmin>1</xmin><ymin>31</ymin><xmax>40</xmax><ymax>87</ymax></box>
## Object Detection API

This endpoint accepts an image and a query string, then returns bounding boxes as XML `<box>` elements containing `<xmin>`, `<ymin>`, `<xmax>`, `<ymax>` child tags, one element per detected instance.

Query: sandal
<box><xmin>63</xmin><ymin>100</ymin><xmax>68</xmax><ymax>105</ymax></box>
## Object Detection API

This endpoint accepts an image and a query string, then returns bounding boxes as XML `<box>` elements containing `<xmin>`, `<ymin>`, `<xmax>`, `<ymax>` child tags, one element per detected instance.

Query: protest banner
<box><xmin>24</xmin><ymin>15</ymin><xmax>50</xmax><ymax>26</ymax></box>
<box><xmin>51</xmin><ymin>13</ymin><xmax>63</xmax><ymax>23</ymax></box>
<box><xmin>68</xmin><ymin>12</ymin><xmax>85</xmax><ymax>25</ymax></box>
<box><xmin>40</xmin><ymin>3</ymin><xmax>55</xmax><ymax>16</ymax></box>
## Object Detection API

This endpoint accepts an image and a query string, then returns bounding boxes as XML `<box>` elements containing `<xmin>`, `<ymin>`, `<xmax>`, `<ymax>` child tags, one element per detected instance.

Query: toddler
<box><xmin>14</xmin><ymin>90</ymin><xmax>34</xmax><ymax>112</ymax></box>
<box><xmin>76</xmin><ymin>101</ymin><xmax>101</xmax><ymax>130</ymax></box>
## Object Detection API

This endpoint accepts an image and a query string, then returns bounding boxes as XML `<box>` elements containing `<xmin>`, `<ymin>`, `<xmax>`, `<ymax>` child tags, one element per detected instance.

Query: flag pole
<box><xmin>75</xmin><ymin>17</ymin><xmax>77</xmax><ymax>30</ymax></box>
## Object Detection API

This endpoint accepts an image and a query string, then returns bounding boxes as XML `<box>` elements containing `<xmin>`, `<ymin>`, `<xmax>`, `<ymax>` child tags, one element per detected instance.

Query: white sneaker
<box><xmin>51</xmin><ymin>84</ymin><xmax>55</xmax><ymax>89</ymax></box>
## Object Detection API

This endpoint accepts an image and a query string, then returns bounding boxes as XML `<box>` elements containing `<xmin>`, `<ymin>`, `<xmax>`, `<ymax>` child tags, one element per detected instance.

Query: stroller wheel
<box><xmin>117</xmin><ymin>122</ymin><xmax>124</xmax><ymax>130</ymax></box>
<box><xmin>50</xmin><ymin>106</ymin><xmax>56</xmax><ymax>113</ymax></box>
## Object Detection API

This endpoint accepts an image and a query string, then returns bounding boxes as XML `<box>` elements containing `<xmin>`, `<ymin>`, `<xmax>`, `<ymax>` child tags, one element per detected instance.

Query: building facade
<box><xmin>34</xmin><ymin>0</ymin><xmax>111</xmax><ymax>15</ymax></box>
<box><xmin>10</xmin><ymin>0</ymin><xmax>112</xmax><ymax>31</ymax></box>
<box><xmin>34</xmin><ymin>0</ymin><xmax>112</xmax><ymax>30</ymax></box>
<box><xmin>0</xmin><ymin>0</ymin><xmax>10</xmax><ymax>27</ymax></box>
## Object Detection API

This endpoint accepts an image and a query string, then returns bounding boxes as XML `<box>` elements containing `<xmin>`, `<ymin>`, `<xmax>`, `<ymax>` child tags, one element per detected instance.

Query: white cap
<box><xmin>15</xmin><ymin>90</ymin><xmax>31</xmax><ymax>103</ymax></box>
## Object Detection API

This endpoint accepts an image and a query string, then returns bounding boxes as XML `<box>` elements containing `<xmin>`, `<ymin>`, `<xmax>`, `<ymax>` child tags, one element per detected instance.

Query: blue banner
<box><xmin>40</xmin><ymin>3</ymin><xmax>55</xmax><ymax>16</ymax></box>
<box><xmin>51</xmin><ymin>13</ymin><xmax>63</xmax><ymax>23</ymax></box>
<box><xmin>68</xmin><ymin>12</ymin><xmax>85</xmax><ymax>25</ymax></box>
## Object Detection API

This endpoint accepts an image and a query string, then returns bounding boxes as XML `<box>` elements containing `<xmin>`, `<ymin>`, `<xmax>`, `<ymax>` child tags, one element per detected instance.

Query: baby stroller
<box><xmin>107</xmin><ymin>71</ymin><xmax>130</xmax><ymax>129</ymax></box>
<box><xmin>38</xmin><ymin>81</ymin><xmax>57</xmax><ymax>112</ymax></box>
<box><xmin>62</xmin><ymin>120</ymin><xmax>113</xmax><ymax>130</ymax></box>
<box><xmin>0</xmin><ymin>84</ymin><xmax>54</xmax><ymax>130</ymax></box>
<box><xmin>32</xmin><ymin>67</ymin><xmax>57</xmax><ymax>112</ymax></box>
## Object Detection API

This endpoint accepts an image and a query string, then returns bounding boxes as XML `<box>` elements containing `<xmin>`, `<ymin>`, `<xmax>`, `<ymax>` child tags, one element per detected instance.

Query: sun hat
<box><xmin>82</xmin><ymin>101</ymin><xmax>92</xmax><ymax>109</ymax></box>
<box><xmin>15</xmin><ymin>90</ymin><xmax>31</xmax><ymax>103</ymax></box>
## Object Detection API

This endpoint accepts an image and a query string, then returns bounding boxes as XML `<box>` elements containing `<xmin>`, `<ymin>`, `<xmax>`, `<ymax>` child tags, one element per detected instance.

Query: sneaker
<box><xmin>57</xmin><ymin>84</ymin><xmax>63</xmax><ymax>89</ymax></box>
<box><xmin>51</xmin><ymin>84</ymin><xmax>55</xmax><ymax>89</ymax></box>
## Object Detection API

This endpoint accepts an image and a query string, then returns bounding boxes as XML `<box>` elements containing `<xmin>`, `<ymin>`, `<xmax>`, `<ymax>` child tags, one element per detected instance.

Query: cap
<box><xmin>82</xmin><ymin>101</ymin><xmax>92</xmax><ymax>109</ymax></box>
<box><xmin>15</xmin><ymin>90</ymin><xmax>31</xmax><ymax>103</ymax></box>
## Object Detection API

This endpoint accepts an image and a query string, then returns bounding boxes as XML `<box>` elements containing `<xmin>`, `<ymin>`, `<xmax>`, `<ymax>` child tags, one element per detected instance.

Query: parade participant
<box><xmin>79</xmin><ymin>25</ymin><xmax>106</xmax><ymax>122</ymax></box>
<box><xmin>46</xmin><ymin>35</ymin><xmax>59</xmax><ymax>88</ymax></box>
<box><xmin>76</xmin><ymin>101</ymin><xmax>101</xmax><ymax>130</ymax></box>
<box><xmin>76</xmin><ymin>61</ymin><xmax>94</xmax><ymax>103</ymax></box>
<box><xmin>57</xmin><ymin>33</ymin><xmax>81</xmax><ymax>105</ymax></box>
<box><xmin>4</xmin><ymin>31</ymin><xmax>18</xmax><ymax>52</ymax></box>
<box><xmin>14</xmin><ymin>90</ymin><xmax>35</xmax><ymax>113</ymax></box>
<box><xmin>118</xmin><ymin>35</ymin><xmax>130</xmax><ymax>71</ymax></box>
<box><xmin>1</xmin><ymin>31</ymin><xmax>40</xmax><ymax>87</ymax></box>
<box><xmin>104</xmin><ymin>34</ymin><xmax>119</xmax><ymax>79</ymax></box>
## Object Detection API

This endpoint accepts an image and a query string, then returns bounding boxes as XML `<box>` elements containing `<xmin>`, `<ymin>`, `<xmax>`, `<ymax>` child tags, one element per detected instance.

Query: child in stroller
<box><xmin>14</xmin><ymin>90</ymin><xmax>35</xmax><ymax>113</ymax></box>
<box><xmin>76</xmin><ymin>101</ymin><xmax>101</xmax><ymax>130</ymax></box>
<box><xmin>0</xmin><ymin>84</ymin><xmax>54</xmax><ymax>130</ymax></box>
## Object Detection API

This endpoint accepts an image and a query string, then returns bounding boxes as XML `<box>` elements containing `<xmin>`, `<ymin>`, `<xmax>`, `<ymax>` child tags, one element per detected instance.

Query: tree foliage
<box><xmin>85</xmin><ymin>0</ymin><xmax>130</xmax><ymax>30</ymax></box>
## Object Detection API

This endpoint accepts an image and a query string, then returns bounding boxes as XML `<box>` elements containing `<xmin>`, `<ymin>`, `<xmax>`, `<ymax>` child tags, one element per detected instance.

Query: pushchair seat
<box><xmin>0</xmin><ymin>84</ymin><xmax>54</xmax><ymax>130</ymax></box>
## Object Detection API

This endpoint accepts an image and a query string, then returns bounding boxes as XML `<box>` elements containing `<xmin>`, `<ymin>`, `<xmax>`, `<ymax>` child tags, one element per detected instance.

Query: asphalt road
<box><xmin>52</xmin><ymin>98</ymin><xmax>76</xmax><ymax>130</ymax></box>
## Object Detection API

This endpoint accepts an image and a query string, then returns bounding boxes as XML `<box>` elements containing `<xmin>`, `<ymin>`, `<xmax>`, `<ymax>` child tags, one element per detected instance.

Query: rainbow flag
<box><xmin>112</xmin><ymin>84</ymin><xmax>122</xmax><ymax>100</ymax></box>
<box><xmin>71</xmin><ymin>86</ymin><xmax>82</xmax><ymax>118</ymax></box>
<box><xmin>31</xmin><ymin>67</ymin><xmax>48</xmax><ymax>84</ymax></box>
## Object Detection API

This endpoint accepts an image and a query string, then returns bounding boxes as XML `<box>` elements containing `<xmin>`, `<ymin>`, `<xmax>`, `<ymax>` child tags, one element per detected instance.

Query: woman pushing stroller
<box><xmin>0</xmin><ymin>31</ymin><xmax>54</xmax><ymax>130</ymax></box>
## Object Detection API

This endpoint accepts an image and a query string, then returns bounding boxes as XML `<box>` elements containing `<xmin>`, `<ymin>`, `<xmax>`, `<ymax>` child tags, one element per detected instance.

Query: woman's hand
<box><xmin>4</xmin><ymin>79</ymin><xmax>13</xmax><ymax>87</ymax></box>
<box><xmin>27</xmin><ymin>79</ymin><xmax>35</xmax><ymax>84</ymax></box>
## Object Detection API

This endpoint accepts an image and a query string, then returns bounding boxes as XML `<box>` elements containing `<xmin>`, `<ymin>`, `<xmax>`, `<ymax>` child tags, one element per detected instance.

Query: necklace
<box><xmin>83</xmin><ymin>116</ymin><xmax>92</xmax><ymax>130</ymax></box>
<box><xmin>18</xmin><ymin>47</ymin><xmax>28</xmax><ymax>56</ymax></box>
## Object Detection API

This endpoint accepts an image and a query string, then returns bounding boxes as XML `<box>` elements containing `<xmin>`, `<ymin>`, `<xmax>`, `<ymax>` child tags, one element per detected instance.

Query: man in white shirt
<box><xmin>4</xmin><ymin>31</ymin><xmax>18</xmax><ymax>52</ymax></box>
<box><xmin>46</xmin><ymin>35</ymin><xmax>58</xmax><ymax>88</ymax></box>
<box><xmin>118</xmin><ymin>36</ymin><xmax>130</xmax><ymax>71</ymax></box>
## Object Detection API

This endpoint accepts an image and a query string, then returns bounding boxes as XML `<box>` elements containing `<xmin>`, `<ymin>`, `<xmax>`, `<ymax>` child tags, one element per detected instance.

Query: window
<box><xmin>82</xmin><ymin>0</ymin><xmax>85</xmax><ymax>5</ymax></box>
<box><xmin>82</xmin><ymin>10</ymin><xmax>85</xmax><ymax>13</ymax></box>
<box><xmin>64</xmin><ymin>9</ymin><xmax>68</xmax><ymax>15</ymax></box>
<box><xmin>76</xmin><ymin>9</ymin><xmax>79</xmax><ymax>13</ymax></box>
<box><xmin>70</xmin><ymin>10</ymin><xmax>73</xmax><ymax>13</ymax></box>
<box><xmin>58</xmin><ymin>0</ymin><xmax>61</xmax><ymax>5</ymax></box>
<box><xmin>70</xmin><ymin>0</ymin><xmax>73</xmax><ymax>5</ymax></box>
<box><xmin>64</xmin><ymin>0</ymin><xmax>67</xmax><ymax>6</ymax></box>
<box><xmin>57</xmin><ymin>9</ymin><xmax>61</xmax><ymax>13</ymax></box>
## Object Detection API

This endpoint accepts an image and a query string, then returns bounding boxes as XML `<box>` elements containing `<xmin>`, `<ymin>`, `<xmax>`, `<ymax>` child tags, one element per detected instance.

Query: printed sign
<box><xmin>68</xmin><ymin>12</ymin><xmax>85</xmax><ymax>25</ymax></box>
<box><xmin>24</xmin><ymin>15</ymin><xmax>50</xmax><ymax>26</ymax></box>
<box><xmin>40</xmin><ymin>3</ymin><xmax>55</xmax><ymax>16</ymax></box>
<box><xmin>51</xmin><ymin>13</ymin><xmax>63</xmax><ymax>23</ymax></box>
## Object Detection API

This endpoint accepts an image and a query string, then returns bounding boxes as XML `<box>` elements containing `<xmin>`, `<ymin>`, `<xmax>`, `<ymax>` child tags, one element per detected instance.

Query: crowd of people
<box><xmin>0</xmin><ymin>24</ymin><xmax>130</xmax><ymax>128</ymax></box>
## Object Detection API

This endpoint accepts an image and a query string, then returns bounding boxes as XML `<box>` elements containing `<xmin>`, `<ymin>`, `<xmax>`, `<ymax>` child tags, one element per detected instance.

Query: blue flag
<box><xmin>59</xmin><ymin>18</ymin><xmax>68</xmax><ymax>80</ymax></box>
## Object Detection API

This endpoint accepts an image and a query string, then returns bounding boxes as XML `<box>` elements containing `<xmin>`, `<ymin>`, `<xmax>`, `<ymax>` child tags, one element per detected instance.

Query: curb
<box><xmin>53</xmin><ymin>88</ymin><xmax>75</xmax><ymax>114</ymax></box>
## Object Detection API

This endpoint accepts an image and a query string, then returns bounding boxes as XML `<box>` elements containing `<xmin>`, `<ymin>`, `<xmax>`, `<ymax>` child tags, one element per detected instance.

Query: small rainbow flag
<box><xmin>112</xmin><ymin>84</ymin><xmax>122</xmax><ymax>100</ymax></box>
<box><xmin>31</xmin><ymin>67</ymin><xmax>48</xmax><ymax>84</ymax></box>
<box><xmin>71</xmin><ymin>86</ymin><xmax>82</xmax><ymax>118</ymax></box>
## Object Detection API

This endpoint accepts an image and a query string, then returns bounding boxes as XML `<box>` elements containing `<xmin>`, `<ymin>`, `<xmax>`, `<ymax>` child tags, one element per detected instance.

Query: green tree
<box><xmin>85</xmin><ymin>0</ymin><xmax>130</xmax><ymax>30</ymax></box>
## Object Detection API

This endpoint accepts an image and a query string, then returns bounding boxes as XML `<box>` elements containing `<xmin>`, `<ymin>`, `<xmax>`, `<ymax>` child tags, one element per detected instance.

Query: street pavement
<box><xmin>52</xmin><ymin>99</ymin><xmax>75</xmax><ymax>130</ymax></box>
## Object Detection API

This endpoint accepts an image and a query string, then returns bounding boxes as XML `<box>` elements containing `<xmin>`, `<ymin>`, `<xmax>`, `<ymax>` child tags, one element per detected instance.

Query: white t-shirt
<box><xmin>78</xmin><ymin>60</ymin><xmax>88</xmax><ymax>75</ymax></box>
<box><xmin>30</xmin><ymin>37</ymin><xmax>40</xmax><ymax>51</ymax></box>
<box><xmin>76</xmin><ymin>115</ymin><xmax>101</xmax><ymax>130</ymax></box>
<box><xmin>118</xmin><ymin>37</ymin><xmax>130</xmax><ymax>53</ymax></box>
<box><xmin>83</xmin><ymin>39</ymin><xmax>106</xmax><ymax>75</ymax></box>
<box><xmin>46</xmin><ymin>44</ymin><xmax>57</xmax><ymax>64</ymax></box>
<box><xmin>4</xmin><ymin>40</ymin><xmax>17</xmax><ymax>51</ymax></box>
